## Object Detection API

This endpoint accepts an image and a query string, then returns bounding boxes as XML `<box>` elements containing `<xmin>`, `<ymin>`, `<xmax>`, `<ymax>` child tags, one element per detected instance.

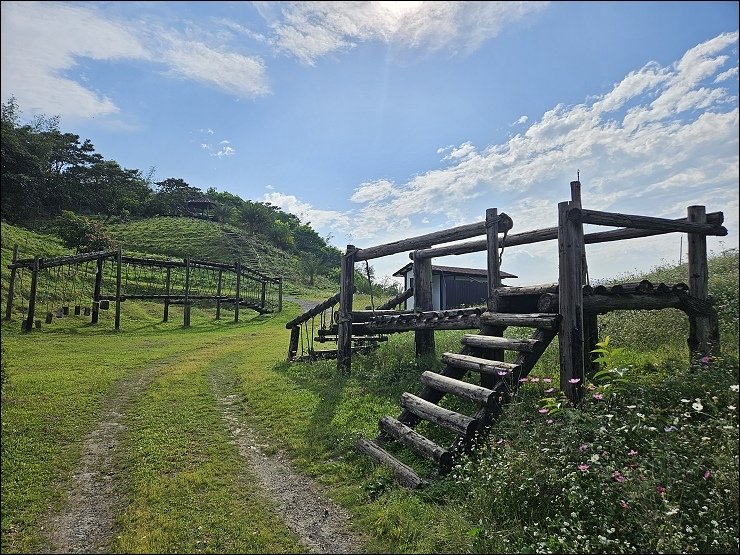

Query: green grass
<box><xmin>1</xmin><ymin>221</ymin><xmax>738</xmax><ymax>554</ymax></box>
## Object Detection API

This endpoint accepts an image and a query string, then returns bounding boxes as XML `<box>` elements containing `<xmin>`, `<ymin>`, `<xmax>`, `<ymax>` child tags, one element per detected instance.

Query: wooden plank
<box><xmin>441</xmin><ymin>353</ymin><xmax>519</xmax><ymax>376</ymax></box>
<box><xmin>420</xmin><ymin>371</ymin><xmax>495</xmax><ymax>407</ymax></box>
<box><xmin>400</xmin><ymin>393</ymin><xmax>478</xmax><ymax>438</ymax></box>
<box><xmin>461</xmin><ymin>334</ymin><xmax>538</xmax><ymax>352</ymax></box>
<box><xmin>576</xmin><ymin>208</ymin><xmax>727</xmax><ymax>236</ymax></box>
<box><xmin>356</xmin><ymin>438</ymin><xmax>427</xmax><ymax>489</ymax></box>
<box><xmin>479</xmin><ymin>312</ymin><xmax>559</xmax><ymax>329</ymax></box>
<box><xmin>378</xmin><ymin>416</ymin><xmax>452</xmax><ymax>472</ymax></box>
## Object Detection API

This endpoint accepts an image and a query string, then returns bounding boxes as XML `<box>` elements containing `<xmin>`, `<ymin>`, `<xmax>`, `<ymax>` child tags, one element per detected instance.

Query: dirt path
<box><xmin>40</xmin><ymin>364</ymin><xmax>160</xmax><ymax>554</ymax></box>
<box><xmin>209</xmin><ymin>362</ymin><xmax>365</xmax><ymax>554</ymax></box>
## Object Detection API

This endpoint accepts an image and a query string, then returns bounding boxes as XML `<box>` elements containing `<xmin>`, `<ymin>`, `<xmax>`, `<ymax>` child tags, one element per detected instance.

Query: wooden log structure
<box><xmin>183</xmin><ymin>256</ymin><xmax>191</xmax><ymax>327</ymax></box>
<box><xmin>378</xmin><ymin>416</ymin><xmax>452</xmax><ymax>472</ymax></box>
<box><xmin>234</xmin><ymin>260</ymin><xmax>240</xmax><ymax>324</ymax></box>
<box><xmin>115</xmin><ymin>246</ymin><xmax>122</xmax><ymax>330</ymax></box>
<box><xmin>285</xmin><ymin>288</ymin><xmax>355</xmax><ymax>329</ymax></box>
<box><xmin>354</xmin><ymin>213</ymin><xmax>513</xmax><ymax>261</ymax></box>
<box><xmin>400</xmin><ymin>392</ymin><xmax>478</xmax><ymax>438</ymax></box>
<box><xmin>537</xmin><ymin>290</ymin><xmax>715</xmax><ymax>315</ymax></box>
<box><xmin>356</xmin><ymin>438</ymin><xmax>427</xmax><ymax>489</ymax></box>
<box><xmin>337</xmin><ymin>245</ymin><xmax>356</xmax><ymax>374</ymax></box>
<box><xmin>482</xmin><ymin>207</ymin><xmax>505</xmax><ymax>389</ymax></box>
<box><xmin>163</xmin><ymin>267</ymin><xmax>171</xmax><ymax>322</ymax></box>
<box><xmin>91</xmin><ymin>256</ymin><xmax>104</xmax><ymax>325</ymax></box>
<box><xmin>23</xmin><ymin>256</ymin><xmax>40</xmax><ymax>332</ymax></box>
<box><xmin>419</xmin><ymin>371</ymin><xmax>496</xmax><ymax>407</ymax></box>
<box><xmin>687</xmin><ymin>205</ymin><xmax>716</xmax><ymax>355</ymax></box>
<box><xmin>216</xmin><ymin>269</ymin><xmax>223</xmax><ymax>320</ymax></box>
<box><xmin>574</xmin><ymin>208</ymin><xmax>727</xmax><ymax>236</ymax></box>
<box><xmin>412</xmin><ymin>212</ymin><xmax>724</xmax><ymax>259</ymax></box>
<box><xmin>558</xmin><ymin>201</ymin><xmax>585</xmax><ymax>404</ymax></box>
<box><xmin>412</xmin><ymin>251</ymin><xmax>435</xmax><ymax>359</ymax></box>
<box><xmin>9</xmin><ymin>250</ymin><xmax>117</xmax><ymax>270</ymax></box>
<box><xmin>376</xmin><ymin>287</ymin><xmax>414</xmax><ymax>310</ymax></box>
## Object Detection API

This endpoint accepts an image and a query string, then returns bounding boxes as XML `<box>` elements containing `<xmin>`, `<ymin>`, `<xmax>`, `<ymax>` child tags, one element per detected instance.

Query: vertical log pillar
<box><xmin>288</xmin><ymin>326</ymin><xmax>300</xmax><ymax>361</ymax></box>
<box><xmin>261</xmin><ymin>280</ymin><xmax>267</xmax><ymax>311</ymax></box>
<box><xmin>91</xmin><ymin>256</ymin><xmax>104</xmax><ymax>324</ymax></box>
<box><xmin>337</xmin><ymin>245</ymin><xmax>356</xmax><ymax>374</ymax></box>
<box><xmin>278</xmin><ymin>277</ymin><xmax>283</xmax><ymax>312</ymax></box>
<box><xmin>115</xmin><ymin>246</ymin><xmax>122</xmax><ymax>330</ymax></box>
<box><xmin>234</xmin><ymin>261</ymin><xmax>241</xmax><ymax>323</ymax></box>
<box><xmin>570</xmin><ymin>181</ymin><xmax>599</xmax><ymax>376</ymax></box>
<box><xmin>687</xmin><ymin>206</ymin><xmax>713</xmax><ymax>356</ymax></box>
<box><xmin>215</xmin><ymin>269</ymin><xmax>222</xmax><ymax>320</ymax></box>
<box><xmin>183</xmin><ymin>256</ymin><xmax>191</xmax><ymax>327</ymax></box>
<box><xmin>5</xmin><ymin>244</ymin><xmax>18</xmax><ymax>321</ymax></box>
<box><xmin>23</xmin><ymin>256</ymin><xmax>40</xmax><ymax>332</ymax></box>
<box><xmin>558</xmin><ymin>201</ymin><xmax>585</xmax><ymax>404</ymax></box>
<box><xmin>483</xmin><ymin>208</ymin><xmax>504</xmax><ymax>388</ymax></box>
<box><xmin>163</xmin><ymin>267</ymin><xmax>171</xmax><ymax>322</ymax></box>
<box><xmin>412</xmin><ymin>251</ymin><xmax>435</xmax><ymax>359</ymax></box>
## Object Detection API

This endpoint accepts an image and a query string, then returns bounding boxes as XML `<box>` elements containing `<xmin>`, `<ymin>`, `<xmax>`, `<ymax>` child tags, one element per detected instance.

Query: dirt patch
<box><xmin>210</xmin><ymin>365</ymin><xmax>365</xmax><ymax>554</ymax></box>
<box><xmin>40</xmin><ymin>365</ymin><xmax>159</xmax><ymax>554</ymax></box>
<box><xmin>284</xmin><ymin>295</ymin><xmax>322</xmax><ymax>313</ymax></box>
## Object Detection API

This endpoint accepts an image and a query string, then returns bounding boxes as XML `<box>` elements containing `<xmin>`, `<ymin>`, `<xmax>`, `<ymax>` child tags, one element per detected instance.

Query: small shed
<box><xmin>392</xmin><ymin>263</ymin><xmax>517</xmax><ymax>310</ymax></box>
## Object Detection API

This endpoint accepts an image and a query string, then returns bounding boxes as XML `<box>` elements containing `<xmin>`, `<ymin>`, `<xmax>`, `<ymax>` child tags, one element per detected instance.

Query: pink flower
<box><xmin>627</xmin><ymin>449</ymin><xmax>638</xmax><ymax>456</ymax></box>
<box><xmin>612</xmin><ymin>470</ymin><xmax>626</xmax><ymax>483</ymax></box>
<box><xmin>530</xmin><ymin>377</ymin><xmax>540</xmax><ymax>383</ymax></box>
<box><xmin>568</xmin><ymin>378</ymin><xmax>581</xmax><ymax>384</ymax></box>
<box><xmin>545</xmin><ymin>387</ymin><xmax>556</xmax><ymax>394</ymax></box>
<box><xmin>497</xmin><ymin>370</ymin><xmax>508</xmax><ymax>376</ymax></box>
<box><xmin>578</xmin><ymin>464</ymin><xmax>589</xmax><ymax>471</ymax></box>
<box><xmin>592</xmin><ymin>393</ymin><xmax>604</xmax><ymax>400</ymax></box>
<box><xmin>538</xmin><ymin>408</ymin><xmax>549</xmax><ymax>414</ymax></box>
<box><xmin>619</xmin><ymin>500</ymin><xmax>629</xmax><ymax>510</ymax></box>
<box><xmin>543</xmin><ymin>378</ymin><xmax>552</xmax><ymax>383</ymax></box>
<box><xmin>704</xmin><ymin>470</ymin><xmax>712</xmax><ymax>480</ymax></box>
<box><xmin>656</xmin><ymin>485</ymin><xmax>666</xmax><ymax>494</ymax></box>
<box><xmin>700</xmin><ymin>355</ymin><xmax>711</xmax><ymax>364</ymax></box>
<box><xmin>519</xmin><ymin>377</ymin><xmax>528</xmax><ymax>383</ymax></box>
<box><xmin>579</xmin><ymin>443</ymin><xmax>589</xmax><ymax>452</ymax></box>
<box><xmin>546</xmin><ymin>419</ymin><xmax>554</xmax><ymax>425</ymax></box>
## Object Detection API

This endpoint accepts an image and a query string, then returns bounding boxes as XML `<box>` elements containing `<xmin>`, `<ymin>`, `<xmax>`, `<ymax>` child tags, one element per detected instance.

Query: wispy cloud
<box><xmin>1</xmin><ymin>2</ymin><xmax>269</xmax><ymax>122</ymax></box>
<box><xmin>256</xmin><ymin>1</ymin><xmax>549</xmax><ymax>65</ymax></box>
<box><xmin>262</xmin><ymin>192</ymin><xmax>351</xmax><ymax>230</ymax></box>
<box><xmin>0</xmin><ymin>1</ymin><xmax>149</xmax><ymax>119</ymax></box>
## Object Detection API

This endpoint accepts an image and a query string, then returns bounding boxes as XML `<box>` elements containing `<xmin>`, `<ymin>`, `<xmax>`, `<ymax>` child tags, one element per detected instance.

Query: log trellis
<box><xmin>5</xmin><ymin>248</ymin><xmax>282</xmax><ymax>332</ymax></box>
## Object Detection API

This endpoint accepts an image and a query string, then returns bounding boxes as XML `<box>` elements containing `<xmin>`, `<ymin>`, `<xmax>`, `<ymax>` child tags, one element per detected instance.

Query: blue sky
<box><xmin>2</xmin><ymin>1</ymin><xmax>738</xmax><ymax>285</ymax></box>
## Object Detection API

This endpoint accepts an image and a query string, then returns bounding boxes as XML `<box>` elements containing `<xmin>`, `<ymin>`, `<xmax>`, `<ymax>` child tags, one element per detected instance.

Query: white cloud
<box><xmin>350</xmin><ymin>179</ymin><xmax>399</xmax><ymax>203</ymax></box>
<box><xmin>213</xmin><ymin>145</ymin><xmax>236</xmax><ymax>158</ymax></box>
<box><xmin>512</xmin><ymin>115</ymin><xmax>529</xmax><ymax>126</ymax></box>
<box><xmin>263</xmin><ymin>192</ymin><xmax>352</xmax><ymax>230</ymax></box>
<box><xmin>257</xmin><ymin>1</ymin><xmax>549</xmax><ymax>65</ymax></box>
<box><xmin>0</xmin><ymin>1</ymin><xmax>149</xmax><ymax>119</ymax></box>
<box><xmin>715</xmin><ymin>66</ymin><xmax>738</xmax><ymax>83</ymax></box>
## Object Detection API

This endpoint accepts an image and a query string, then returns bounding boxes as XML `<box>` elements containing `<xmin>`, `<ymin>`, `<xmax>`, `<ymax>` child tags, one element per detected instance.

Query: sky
<box><xmin>2</xmin><ymin>1</ymin><xmax>738</xmax><ymax>286</ymax></box>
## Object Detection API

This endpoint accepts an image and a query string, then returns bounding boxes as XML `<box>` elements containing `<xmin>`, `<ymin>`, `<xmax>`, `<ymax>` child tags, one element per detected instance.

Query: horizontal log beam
<box><xmin>495</xmin><ymin>284</ymin><xmax>559</xmax><ymax>296</ymax></box>
<box><xmin>9</xmin><ymin>250</ymin><xmax>117</xmax><ymax>269</ymax></box>
<box><xmin>441</xmin><ymin>352</ymin><xmax>519</xmax><ymax>376</ymax></box>
<box><xmin>575</xmin><ymin>208</ymin><xmax>727</xmax><ymax>236</ymax></box>
<box><xmin>285</xmin><ymin>288</ymin><xmax>350</xmax><ymax>329</ymax></box>
<box><xmin>365</xmin><ymin>314</ymin><xmax>481</xmax><ymax>332</ymax></box>
<box><xmin>460</xmin><ymin>334</ymin><xmax>539</xmax><ymax>352</ymax></box>
<box><xmin>479</xmin><ymin>312</ymin><xmax>560</xmax><ymax>329</ymax></box>
<box><xmin>378</xmin><ymin>416</ymin><xmax>452</xmax><ymax>472</ymax></box>
<box><xmin>538</xmin><ymin>292</ymin><xmax>715</xmax><ymax>315</ymax></box>
<box><xmin>400</xmin><ymin>392</ymin><xmax>478</xmax><ymax>438</ymax></box>
<box><xmin>376</xmin><ymin>287</ymin><xmax>414</xmax><ymax>310</ymax></box>
<box><xmin>354</xmin><ymin>213</ymin><xmax>513</xmax><ymax>261</ymax></box>
<box><xmin>356</xmin><ymin>438</ymin><xmax>427</xmax><ymax>489</ymax></box>
<box><xmin>420</xmin><ymin>371</ymin><xmax>495</xmax><ymax>407</ymax></box>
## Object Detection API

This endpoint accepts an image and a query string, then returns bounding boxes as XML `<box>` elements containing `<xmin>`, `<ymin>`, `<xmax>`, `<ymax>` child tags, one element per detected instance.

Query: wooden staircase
<box><xmin>357</xmin><ymin>311</ymin><xmax>559</xmax><ymax>488</ymax></box>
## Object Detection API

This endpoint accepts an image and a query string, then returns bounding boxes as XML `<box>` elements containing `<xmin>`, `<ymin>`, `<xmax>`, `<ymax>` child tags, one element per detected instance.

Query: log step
<box><xmin>479</xmin><ymin>312</ymin><xmax>560</xmax><ymax>329</ymax></box>
<box><xmin>420</xmin><ymin>371</ymin><xmax>495</xmax><ymax>408</ymax></box>
<box><xmin>356</xmin><ymin>438</ymin><xmax>428</xmax><ymax>489</ymax></box>
<box><xmin>461</xmin><ymin>334</ymin><xmax>539</xmax><ymax>352</ymax></box>
<box><xmin>400</xmin><ymin>392</ymin><xmax>478</xmax><ymax>438</ymax></box>
<box><xmin>441</xmin><ymin>352</ymin><xmax>520</xmax><ymax>376</ymax></box>
<box><xmin>379</xmin><ymin>416</ymin><xmax>453</xmax><ymax>473</ymax></box>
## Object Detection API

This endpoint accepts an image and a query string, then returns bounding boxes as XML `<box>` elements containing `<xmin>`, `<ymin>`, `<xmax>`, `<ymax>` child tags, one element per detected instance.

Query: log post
<box><xmin>261</xmin><ymin>280</ymin><xmax>267</xmax><ymax>311</ymax></box>
<box><xmin>337</xmin><ymin>245</ymin><xmax>356</xmax><ymax>374</ymax></box>
<box><xmin>115</xmin><ymin>246</ymin><xmax>122</xmax><ymax>330</ymax></box>
<box><xmin>288</xmin><ymin>326</ymin><xmax>300</xmax><ymax>361</ymax></box>
<box><xmin>278</xmin><ymin>276</ymin><xmax>283</xmax><ymax>312</ymax></box>
<box><xmin>558</xmin><ymin>201</ymin><xmax>585</xmax><ymax>404</ymax></box>
<box><xmin>91</xmin><ymin>256</ymin><xmax>104</xmax><ymax>324</ymax></box>
<box><xmin>5</xmin><ymin>244</ymin><xmax>18</xmax><ymax>321</ymax></box>
<box><xmin>412</xmin><ymin>251</ymin><xmax>435</xmax><ymax>360</ymax></box>
<box><xmin>483</xmin><ymin>208</ymin><xmax>504</xmax><ymax>388</ymax></box>
<box><xmin>163</xmin><ymin>267</ymin><xmax>171</xmax><ymax>322</ymax></box>
<box><xmin>234</xmin><ymin>261</ymin><xmax>241</xmax><ymax>323</ymax></box>
<box><xmin>215</xmin><ymin>269</ymin><xmax>222</xmax><ymax>320</ymax></box>
<box><xmin>687</xmin><ymin>206</ymin><xmax>714</xmax><ymax>356</ymax></box>
<box><xmin>23</xmin><ymin>256</ymin><xmax>40</xmax><ymax>332</ymax></box>
<box><xmin>183</xmin><ymin>256</ymin><xmax>191</xmax><ymax>327</ymax></box>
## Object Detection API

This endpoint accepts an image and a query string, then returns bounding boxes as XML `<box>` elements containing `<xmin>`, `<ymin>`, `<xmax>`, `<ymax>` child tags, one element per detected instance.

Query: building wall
<box><xmin>404</xmin><ymin>270</ymin><xmax>486</xmax><ymax>310</ymax></box>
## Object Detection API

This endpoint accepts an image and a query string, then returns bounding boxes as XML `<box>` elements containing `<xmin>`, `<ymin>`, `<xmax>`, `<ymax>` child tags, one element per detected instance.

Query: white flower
<box><xmin>730</xmin><ymin>385</ymin><xmax>739</xmax><ymax>392</ymax></box>
<box><xmin>680</xmin><ymin>399</ymin><xmax>691</xmax><ymax>403</ymax></box>
<box><xmin>692</xmin><ymin>400</ymin><xmax>703</xmax><ymax>411</ymax></box>
<box><xmin>666</xmin><ymin>507</ymin><xmax>679</xmax><ymax>516</ymax></box>
<box><xmin>590</xmin><ymin>454</ymin><xmax>600</xmax><ymax>462</ymax></box>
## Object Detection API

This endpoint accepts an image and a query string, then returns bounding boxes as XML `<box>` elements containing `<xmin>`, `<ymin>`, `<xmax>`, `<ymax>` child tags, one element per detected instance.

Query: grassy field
<box><xmin>1</xmin><ymin>222</ymin><xmax>738</xmax><ymax>553</ymax></box>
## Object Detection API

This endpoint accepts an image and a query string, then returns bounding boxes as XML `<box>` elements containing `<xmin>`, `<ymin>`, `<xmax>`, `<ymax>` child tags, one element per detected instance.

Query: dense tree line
<box><xmin>1</xmin><ymin>97</ymin><xmax>344</xmax><ymax>278</ymax></box>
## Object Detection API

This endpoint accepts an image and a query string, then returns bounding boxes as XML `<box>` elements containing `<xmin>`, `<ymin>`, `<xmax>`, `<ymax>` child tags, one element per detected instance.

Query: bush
<box><xmin>55</xmin><ymin>211</ymin><xmax>117</xmax><ymax>253</ymax></box>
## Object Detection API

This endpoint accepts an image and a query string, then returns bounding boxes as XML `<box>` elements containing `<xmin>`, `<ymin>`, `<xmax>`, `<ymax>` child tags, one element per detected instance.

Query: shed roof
<box><xmin>392</xmin><ymin>263</ymin><xmax>517</xmax><ymax>279</ymax></box>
